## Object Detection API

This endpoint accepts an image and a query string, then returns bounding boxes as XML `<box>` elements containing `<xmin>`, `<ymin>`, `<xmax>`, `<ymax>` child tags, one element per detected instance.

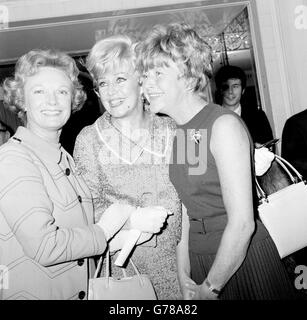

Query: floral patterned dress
<box><xmin>74</xmin><ymin>111</ymin><xmax>182</xmax><ymax>299</ymax></box>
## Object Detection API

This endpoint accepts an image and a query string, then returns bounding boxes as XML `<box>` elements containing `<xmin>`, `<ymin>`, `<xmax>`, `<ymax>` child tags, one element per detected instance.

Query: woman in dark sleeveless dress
<box><xmin>137</xmin><ymin>23</ymin><xmax>298</xmax><ymax>300</ymax></box>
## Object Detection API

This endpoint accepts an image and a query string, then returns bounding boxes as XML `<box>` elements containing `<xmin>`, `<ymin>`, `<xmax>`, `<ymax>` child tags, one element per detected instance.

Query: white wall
<box><xmin>2</xmin><ymin>0</ymin><xmax>202</xmax><ymax>22</ymax></box>
<box><xmin>255</xmin><ymin>0</ymin><xmax>307</xmax><ymax>145</ymax></box>
<box><xmin>276</xmin><ymin>0</ymin><xmax>307</xmax><ymax>115</ymax></box>
<box><xmin>3</xmin><ymin>0</ymin><xmax>306</xmax><ymax>145</ymax></box>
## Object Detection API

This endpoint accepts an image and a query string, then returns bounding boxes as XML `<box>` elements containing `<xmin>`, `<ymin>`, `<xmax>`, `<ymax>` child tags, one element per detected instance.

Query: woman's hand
<box><xmin>129</xmin><ymin>206</ymin><xmax>172</xmax><ymax>233</ymax></box>
<box><xmin>191</xmin><ymin>283</ymin><xmax>219</xmax><ymax>300</ymax></box>
<box><xmin>178</xmin><ymin>273</ymin><xmax>198</xmax><ymax>300</ymax></box>
<box><xmin>96</xmin><ymin>203</ymin><xmax>135</xmax><ymax>240</ymax></box>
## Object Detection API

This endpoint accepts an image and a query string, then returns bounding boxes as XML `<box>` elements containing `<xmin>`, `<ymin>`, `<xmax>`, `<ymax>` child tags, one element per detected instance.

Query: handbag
<box><xmin>256</xmin><ymin>155</ymin><xmax>307</xmax><ymax>258</ymax></box>
<box><xmin>88</xmin><ymin>251</ymin><xmax>157</xmax><ymax>300</ymax></box>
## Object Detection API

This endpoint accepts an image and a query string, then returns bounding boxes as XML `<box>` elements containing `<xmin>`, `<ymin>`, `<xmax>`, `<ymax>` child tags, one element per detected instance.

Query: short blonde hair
<box><xmin>86</xmin><ymin>35</ymin><xmax>137</xmax><ymax>86</ymax></box>
<box><xmin>2</xmin><ymin>49</ymin><xmax>86</xmax><ymax>123</ymax></box>
<box><xmin>136</xmin><ymin>23</ymin><xmax>212</xmax><ymax>99</ymax></box>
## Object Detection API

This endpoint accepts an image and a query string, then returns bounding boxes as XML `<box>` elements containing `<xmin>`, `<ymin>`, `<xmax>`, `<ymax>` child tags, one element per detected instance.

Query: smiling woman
<box><xmin>73</xmin><ymin>35</ymin><xmax>183</xmax><ymax>299</ymax></box>
<box><xmin>136</xmin><ymin>22</ymin><xmax>299</xmax><ymax>300</ymax></box>
<box><xmin>22</xmin><ymin>67</ymin><xmax>73</xmax><ymax>142</ymax></box>
<box><xmin>0</xmin><ymin>49</ymin><xmax>167</xmax><ymax>300</ymax></box>
<box><xmin>3</xmin><ymin>50</ymin><xmax>86</xmax><ymax>127</ymax></box>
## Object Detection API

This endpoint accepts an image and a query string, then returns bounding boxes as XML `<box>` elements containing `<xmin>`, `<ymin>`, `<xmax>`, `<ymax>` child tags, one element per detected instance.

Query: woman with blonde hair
<box><xmin>137</xmin><ymin>22</ymin><xmax>298</xmax><ymax>300</ymax></box>
<box><xmin>74</xmin><ymin>35</ymin><xmax>182</xmax><ymax>299</ymax></box>
<box><xmin>0</xmin><ymin>49</ymin><xmax>167</xmax><ymax>300</ymax></box>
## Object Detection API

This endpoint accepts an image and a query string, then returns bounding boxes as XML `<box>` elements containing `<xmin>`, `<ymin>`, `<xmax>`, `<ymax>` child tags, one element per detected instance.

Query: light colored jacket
<box><xmin>0</xmin><ymin>127</ymin><xmax>107</xmax><ymax>300</ymax></box>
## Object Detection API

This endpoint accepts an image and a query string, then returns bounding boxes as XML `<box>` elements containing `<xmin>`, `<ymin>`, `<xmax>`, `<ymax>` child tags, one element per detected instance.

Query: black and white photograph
<box><xmin>0</xmin><ymin>0</ymin><xmax>307</xmax><ymax>312</ymax></box>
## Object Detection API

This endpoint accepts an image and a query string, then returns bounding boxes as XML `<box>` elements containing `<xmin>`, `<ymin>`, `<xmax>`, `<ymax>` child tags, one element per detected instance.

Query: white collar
<box><xmin>233</xmin><ymin>104</ymin><xmax>242</xmax><ymax>116</ymax></box>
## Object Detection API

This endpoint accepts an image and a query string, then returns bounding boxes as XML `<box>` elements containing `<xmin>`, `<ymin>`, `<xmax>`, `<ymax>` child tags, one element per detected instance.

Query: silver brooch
<box><xmin>190</xmin><ymin>129</ymin><xmax>202</xmax><ymax>144</ymax></box>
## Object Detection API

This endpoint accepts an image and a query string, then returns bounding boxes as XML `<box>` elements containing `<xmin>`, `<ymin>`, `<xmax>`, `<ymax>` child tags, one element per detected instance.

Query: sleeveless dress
<box><xmin>169</xmin><ymin>103</ymin><xmax>298</xmax><ymax>300</ymax></box>
<box><xmin>74</xmin><ymin>111</ymin><xmax>182</xmax><ymax>299</ymax></box>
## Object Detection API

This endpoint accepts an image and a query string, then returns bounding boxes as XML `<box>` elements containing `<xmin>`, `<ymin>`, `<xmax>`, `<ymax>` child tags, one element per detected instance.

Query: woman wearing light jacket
<box><xmin>0</xmin><ymin>49</ymin><xmax>168</xmax><ymax>300</ymax></box>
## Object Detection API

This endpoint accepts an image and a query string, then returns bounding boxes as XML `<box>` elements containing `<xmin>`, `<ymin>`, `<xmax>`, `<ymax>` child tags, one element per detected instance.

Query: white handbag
<box><xmin>256</xmin><ymin>155</ymin><xmax>307</xmax><ymax>258</ymax></box>
<box><xmin>88</xmin><ymin>251</ymin><xmax>157</xmax><ymax>300</ymax></box>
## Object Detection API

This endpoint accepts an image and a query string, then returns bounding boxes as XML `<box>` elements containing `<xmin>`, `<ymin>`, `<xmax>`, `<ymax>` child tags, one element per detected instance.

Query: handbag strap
<box><xmin>255</xmin><ymin>155</ymin><xmax>305</xmax><ymax>202</ymax></box>
<box><xmin>94</xmin><ymin>255</ymin><xmax>104</xmax><ymax>279</ymax></box>
<box><xmin>274</xmin><ymin>155</ymin><xmax>304</xmax><ymax>182</ymax></box>
<box><xmin>93</xmin><ymin>250</ymin><xmax>145</xmax><ymax>285</ymax></box>
<box><xmin>93</xmin><ymin>250</ymin><xmax>111</xmax><ymax>279</ymax></box>
<box><xmin>255</xmin><ymin>178</ymin><xmax>268</xmax><ymax>202</ymax></box>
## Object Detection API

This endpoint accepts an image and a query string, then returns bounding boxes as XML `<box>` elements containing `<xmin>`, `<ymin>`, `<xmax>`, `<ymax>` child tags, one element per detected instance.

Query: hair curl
<box><xmin>2</xmin><ymin>49</ymin><xmax>86</xmax><ymax>124</ymax></box>
<box><xmin>86</xmin><ymin>35</ymin><xmax>137</xmax><ymax>86</ymax></box>
<box><xmin>136</xmin><ymin>23</ymin><xmax>212</xmax><ymax>99</ymax></box>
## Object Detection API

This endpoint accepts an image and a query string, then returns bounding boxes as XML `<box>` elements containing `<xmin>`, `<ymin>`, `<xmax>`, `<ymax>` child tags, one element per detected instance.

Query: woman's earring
<box><xmin>24</xmin><ymin>107</ymin><xmax>27</xmax><ymax>112</ymax></box>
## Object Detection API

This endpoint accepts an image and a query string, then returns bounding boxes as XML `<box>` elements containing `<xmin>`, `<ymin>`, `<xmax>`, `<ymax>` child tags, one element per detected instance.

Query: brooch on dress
<box><xmin>190</xmin><ymin>129</ymin><xmax>202</xmax><ymax>144</ymax></box>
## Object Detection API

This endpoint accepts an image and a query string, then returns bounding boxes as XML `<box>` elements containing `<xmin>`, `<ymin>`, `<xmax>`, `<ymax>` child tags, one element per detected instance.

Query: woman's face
<box><xmin>23</xmin><ymin>66</ymin><xmax>73</xmax><ymax>134</ymax></box>
<box><xmin>143</xmin><ymin>59</ymin><xmax>186</xmax><ymax>116</ymax></box>
<box><xmin>96</xmin><ymin>62</ymin><xmax>142</xmax><ymax>119</ymax></box>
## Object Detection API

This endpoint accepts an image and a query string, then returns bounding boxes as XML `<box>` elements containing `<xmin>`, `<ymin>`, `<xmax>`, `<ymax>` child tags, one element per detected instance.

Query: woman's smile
<box><xmin>109</xmin><ymin>98</ymin><xmax>125</xmax><ymax>108</ymax></box>
<box><xmin>41</xmin><ymin>109</ymin><xmax>63</xmax><ymax>116</ymax></box>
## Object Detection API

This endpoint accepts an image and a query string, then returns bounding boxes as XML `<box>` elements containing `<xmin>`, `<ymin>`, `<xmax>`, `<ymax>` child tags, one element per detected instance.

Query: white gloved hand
<box><xmin>129</xmin><ymin>206</ymin><xmax>172</xmax><ymax>233</ymax></box>
<box><xmin>96</xmin><ymin>203</ymin><xmax>135</xmax><ymax>240</ymax></box>
<box><xmin>255</xmin><ymin>147</ymin><xmax>275</xmax><ymax>176</ymax></box>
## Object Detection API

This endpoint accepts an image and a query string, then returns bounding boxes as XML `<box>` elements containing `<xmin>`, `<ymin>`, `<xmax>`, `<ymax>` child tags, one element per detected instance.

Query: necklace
<box><xmin>95</xmin><ymin>112</ymin><xmax>171</xmax><ymax>165</ymax></box>
<box><xmin>108</xmin><ymin>113</ymin><xmax>153</xmax><ymax>150</ymax></box>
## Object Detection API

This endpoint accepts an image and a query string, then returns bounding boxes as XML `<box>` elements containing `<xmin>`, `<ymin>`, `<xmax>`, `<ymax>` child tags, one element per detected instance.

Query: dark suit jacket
<box><xmin>282</xmin><ymin>109</ymin><xmax>307</xmax><ymax>179</ymax></box>
<box><xmin>240</xmin><ymin>104</ymin><xmax>273</xmax><ymax>145</ymax></box>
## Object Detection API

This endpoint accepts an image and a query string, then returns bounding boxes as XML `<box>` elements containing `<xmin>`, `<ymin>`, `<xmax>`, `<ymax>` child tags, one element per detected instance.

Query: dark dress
<box><xmin>169</xmin><ymin>103</ymin><xmax>298</xmax><ymax>300</ymax></box>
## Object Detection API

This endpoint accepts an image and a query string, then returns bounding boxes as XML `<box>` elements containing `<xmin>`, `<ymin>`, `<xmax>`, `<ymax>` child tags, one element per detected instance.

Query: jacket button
<box><xmin>78</xmin><ymin>195</ymin><xmax>82</xmax><ymax>203</ymax></box>
<box><xmin>77</xmin><ymin>259</ymin><xmax>84</xmax><ymax>266</ymax></box>
<box><xmin>65</xmin><ymin>168</ymin><xmax>70</xmax><ymax>176</ymax></box>
<box><xmin>78</xmin><ymin>291</ymin><xmax>86</xmax><ymax>300</ymax></box>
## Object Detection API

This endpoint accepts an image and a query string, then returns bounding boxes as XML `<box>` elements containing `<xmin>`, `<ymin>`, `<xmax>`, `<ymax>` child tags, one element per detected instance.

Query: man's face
<box><xmin>221</xmin><ymin>78</ymin><xmax>244</xmax><ymax>110</ymax></box>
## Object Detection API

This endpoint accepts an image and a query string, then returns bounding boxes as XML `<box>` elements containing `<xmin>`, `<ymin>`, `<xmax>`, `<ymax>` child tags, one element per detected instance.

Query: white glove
<box><xmin>96</xmin><ymin>203</ymin><xmax>135</xmax><ymax>240</ymax></box>
<box><xmin>129</xmin><ymin>206</ymin><xmax>172</xmax><ymax>233</ymax></box>
<box><xmin>255</xmin><ymin>147</ymin><xmax>275</xmax><ymax>176</ymax></box>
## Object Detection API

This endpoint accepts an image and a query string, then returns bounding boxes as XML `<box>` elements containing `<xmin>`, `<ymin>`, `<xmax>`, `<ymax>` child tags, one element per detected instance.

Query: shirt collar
<box><xmin>233</xmin><ymin>104</ymin><xmax>242</xmax><ymax>116</ymax></box>
<box><xmin>13</xmin><ymin>126</ymin><xmax>63</xmax><ymax>164</ymax></box>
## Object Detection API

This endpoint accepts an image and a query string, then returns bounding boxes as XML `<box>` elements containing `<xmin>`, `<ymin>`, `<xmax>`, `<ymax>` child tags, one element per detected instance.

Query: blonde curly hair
<box><xmin>136</xmin><ymin>23</ymin><xmax>212</xmax><ymax>100</ymax></box>
<box><xmin>2</xmin><ymin>49</ymin><xmax>86</xmax><ymax>124</ymax></box>
<box><xmin>86</xmin><ymin>35</ymin><xmax>138</xmax><ymax>87</ymax></box>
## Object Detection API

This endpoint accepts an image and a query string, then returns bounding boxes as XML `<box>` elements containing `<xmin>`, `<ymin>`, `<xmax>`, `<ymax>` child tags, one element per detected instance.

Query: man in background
<box><xmin>214</xmin><ymin>65</ymin><xmax>273</xmax><ymax>145</ymax></box>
